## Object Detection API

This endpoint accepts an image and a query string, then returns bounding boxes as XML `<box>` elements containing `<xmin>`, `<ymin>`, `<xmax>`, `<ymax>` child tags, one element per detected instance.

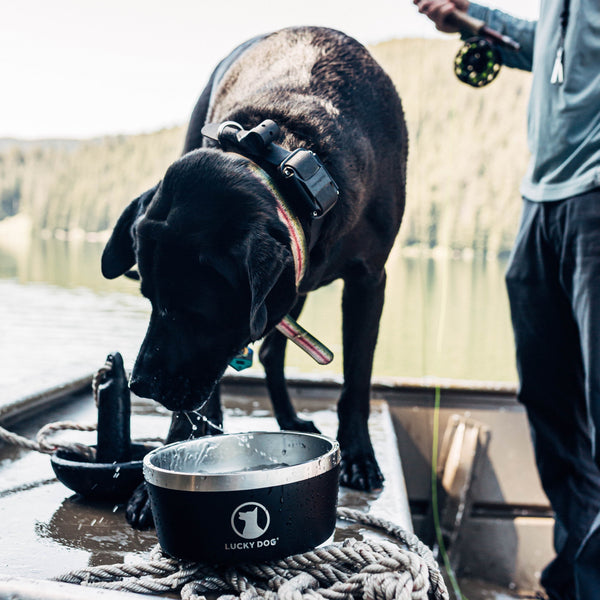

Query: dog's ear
<box><xmin>246</xmin><ymin>238</ymin><xmax>290</xmax><ymax>341</ymax></box>
<box><xmin>101</xmin><ymin>185</ymin><xmax>158</xmax><ymax>279</ymax></box>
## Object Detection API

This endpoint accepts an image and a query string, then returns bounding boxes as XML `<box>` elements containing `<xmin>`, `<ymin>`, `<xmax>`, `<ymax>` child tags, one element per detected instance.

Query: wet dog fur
<box><xmin>101</xmin><ymin>26</ymin><xmax>407</xmax><ymax>528</ymax></box>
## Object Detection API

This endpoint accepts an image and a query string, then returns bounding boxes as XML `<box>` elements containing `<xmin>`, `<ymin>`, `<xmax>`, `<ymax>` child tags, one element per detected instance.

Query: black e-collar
<box><xmin>201</xmin><ymin>119</ymin><xmax>339</xmax><ymax>234</ymax></box>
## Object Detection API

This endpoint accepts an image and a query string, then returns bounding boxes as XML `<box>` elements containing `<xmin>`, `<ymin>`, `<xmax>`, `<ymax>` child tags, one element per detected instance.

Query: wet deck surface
<box><xmin>0</xmin><ymin>387</ymin><xmax>411</xmax><ymax>579</ymax></box>
<box><xmin>0</xmin><ymin>383</ymin><xmax>528</xmax><ymax>599</ymax></box>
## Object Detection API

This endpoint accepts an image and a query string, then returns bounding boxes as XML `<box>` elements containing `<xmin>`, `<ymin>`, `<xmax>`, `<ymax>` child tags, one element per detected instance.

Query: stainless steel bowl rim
<box><xmin>143</xmin><ymin>431</ymin><xmax>341</xmax><ymax>492</ymax></box>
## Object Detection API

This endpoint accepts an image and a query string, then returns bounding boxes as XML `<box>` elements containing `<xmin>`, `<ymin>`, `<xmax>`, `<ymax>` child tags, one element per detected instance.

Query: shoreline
<box><xmin>0</xmin><ymin>213</ymin><xmax>510</xmax><ymax>261</ymax></box>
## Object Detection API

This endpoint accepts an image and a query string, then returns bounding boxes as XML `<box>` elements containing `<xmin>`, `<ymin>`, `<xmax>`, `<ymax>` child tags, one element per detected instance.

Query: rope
<box><xmin>92</xmin><ymin>356</ymin><xmax>115</xmax><ymax>406</ymax></box>
<box><xmin>3</xmin><ymin>358</ymin><xmax>448</xmax><ymax>599</ymax></box>
<box><xmin>55</xmin><ymin>508</ymin><xmax>449</xmax><ymax>600</ymax></box>
<box><xmin>0</xmin><ymin>356</ymin><xmax>114</xmax><ymax>457</ymax></box>
<box><xmin>0</xmin><ymin>356</ymin><xmax>163</xmax><ymax>459</ymax></box>
<box><xmin>0</xmin><ymin>419</ymin><xmax>96</xmax><ymax>456</ymax></box>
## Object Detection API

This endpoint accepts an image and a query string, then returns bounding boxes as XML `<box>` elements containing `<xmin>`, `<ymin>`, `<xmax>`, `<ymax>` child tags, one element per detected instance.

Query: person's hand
<box><xmin>413</xmin><ymin>0</ymin><xmax>470</xmax><ymax>33</ymax></box>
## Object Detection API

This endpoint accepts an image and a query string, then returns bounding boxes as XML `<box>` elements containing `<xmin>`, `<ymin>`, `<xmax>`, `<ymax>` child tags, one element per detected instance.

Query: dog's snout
<box><xmin>130</xmin><ymin>372</ymin><xmax>184</xmax><ymax>410</ymax></box>
<box><xmin>129</xmin><ymin>373</ymin><xmax>155</xmax><ymax>401</ymax></box>
<box><xmin>129</xmin><ymin>367</ymin><xmax>213</xmax><ymax>412</ymax></box>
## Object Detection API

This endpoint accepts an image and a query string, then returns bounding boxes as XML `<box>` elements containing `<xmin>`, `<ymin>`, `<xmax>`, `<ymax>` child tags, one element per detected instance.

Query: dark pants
<box><xmin>505</xmin><ymin>190</ymin><xmax>600</xmax><ymax>600</ymax></box>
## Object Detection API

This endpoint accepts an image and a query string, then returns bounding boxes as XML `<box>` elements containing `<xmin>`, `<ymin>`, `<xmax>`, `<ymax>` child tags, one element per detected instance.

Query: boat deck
<box><xmin>0</xmin><ymin>377</ymin><xmax>417</xmax><ymax>598</ymax></box>
<box><xmin>0</xmin><ymin>374</ymin><xmax>549</xmax><ymax>599</ymax></box>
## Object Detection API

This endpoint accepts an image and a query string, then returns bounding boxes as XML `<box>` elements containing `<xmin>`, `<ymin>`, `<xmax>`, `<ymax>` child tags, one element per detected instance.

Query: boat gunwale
<box><xmin>0</xmin><ymin>371</ymin><xmax>518</xmax><ymax>427</ymax></box>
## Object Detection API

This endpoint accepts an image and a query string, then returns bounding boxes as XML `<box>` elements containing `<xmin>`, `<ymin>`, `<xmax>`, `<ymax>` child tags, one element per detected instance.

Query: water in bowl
<box><xmin>158</xmin><ymin>434</ymin><xmax>290</xmax><ymax>476</ymax></box>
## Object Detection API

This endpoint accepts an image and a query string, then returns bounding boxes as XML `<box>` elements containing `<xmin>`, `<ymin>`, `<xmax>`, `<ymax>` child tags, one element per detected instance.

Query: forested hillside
<box><xmin>0</xmin><ymin>128</ymin><xmax>184</xmax><ymax>235</ymax></box>
<box><xmin>0</xmin><ymin>38</ymin><xmax>531</xmax><ymax>257</ymax></box>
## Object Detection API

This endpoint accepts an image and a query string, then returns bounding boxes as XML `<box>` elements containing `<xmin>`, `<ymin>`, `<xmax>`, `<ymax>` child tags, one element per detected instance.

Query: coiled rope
<box><xmin>1</xmin><ymin>358</ymin><xmax>449</xmax><ymax>600</ymax></box>
<box><xmin>55</xmin><ymin>507</ymin><xmax>448</xmax><ymax>600</ymax></box>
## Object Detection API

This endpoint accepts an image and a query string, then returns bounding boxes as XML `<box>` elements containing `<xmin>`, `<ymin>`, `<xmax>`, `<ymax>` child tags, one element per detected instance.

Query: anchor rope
<box><xmin>3</xmin><ymin>362</ymin><xmax>448</xmax><ymax>600</ymax></box>
<box><xmin>0</xmin><ymin>419</ymin><xmax>97</xmax><ymax>456</ymax></box>
<box><xmin>92</xmin><ymin>356</ymin><xmax>116</xmax><ymax>406</ymax></box>
<box><xmin>0</xmin><ymin>357</ymin><xmax>114</xmax><ymax>456</ymax></box>
<box><xmin>0</xmin><ymin>357</ymin><xmax>158</xmax><ymax>458</ymax></box>
<box><xmin>54</xmin><ymin>508</ymin><xmax>449</xmax><ymax>600</ymax></box>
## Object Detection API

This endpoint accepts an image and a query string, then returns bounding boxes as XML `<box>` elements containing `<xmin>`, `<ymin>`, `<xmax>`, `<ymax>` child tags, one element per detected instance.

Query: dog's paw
<box><xmin>125</xmin><ymin>482</ymin><xmax>154</xmax><ymax>529</ymax></box>
<box><xmin>281</xmin><ymin>416</ymin><xmax>320</xmax><ymax>434</ymax></box>
<box><xmin>339</xmin><ymin>452</ymin><xmax>384</xmax><ymax>492</ymax></box>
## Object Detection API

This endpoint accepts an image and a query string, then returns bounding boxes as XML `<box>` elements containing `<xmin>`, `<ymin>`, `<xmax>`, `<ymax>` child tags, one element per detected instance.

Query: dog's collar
<box><xmin>201</xmin><ymin>120</ymin><xmax>339</xmax><ymax>252</ymax></box>
<box><xmin>275</xmin><ymin>315</ymin><xmax>333</xmax><ymax>365</ymax></box>
<box><xmin>245</xmin><ymin>163</ymin><xmax>333</xmax><ymax>365</ymax></box>
<box><xmin>203</xmin><ymin>120</ymin><xmax>336</xmax><ymax>365</ymax></box>
<box><xmin>246</xmin><ymin>162</ymin><xmax>306</xmax><ymax>288</ymax></box>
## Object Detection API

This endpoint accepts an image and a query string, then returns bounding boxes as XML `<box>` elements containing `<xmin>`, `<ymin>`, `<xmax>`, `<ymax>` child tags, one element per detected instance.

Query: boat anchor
<box><xmin>50</xmin><ymin>352</ymin><xmax>158</xmax><ymax>502</ymax></box>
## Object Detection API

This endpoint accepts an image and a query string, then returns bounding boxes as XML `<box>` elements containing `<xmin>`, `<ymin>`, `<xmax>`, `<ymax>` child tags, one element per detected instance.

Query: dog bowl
<box><xmin>143</xmin><ymin>431</ymin><xmax>340</xmax><ymax>563</ymax></box>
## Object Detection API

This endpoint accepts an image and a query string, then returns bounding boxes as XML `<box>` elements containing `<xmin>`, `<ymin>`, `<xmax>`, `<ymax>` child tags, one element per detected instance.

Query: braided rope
<box><xmin>0</xmin><ymin>357</ymin><xmax>115</xmax><ymax>457</ymax></box>
<box><xmin>92</xmin><ymin>357</ymin><xmax>115</xmax><ymax>407</ymax></box>
<box><xmin>0</xmin><ymin>424</ymin><xmax>47</xmax><ymax>452</ymax></box>
<box><xmin>55</xmin><ymin>509</ymin><xmax>449</xmax><ymax>600</ymax></box>
<box><xmin>0</xmin><ymin>357</ymin><xmax>162</xmax><ymax>458</ymax></box>
<box><xmin>0</xmin><ymin>419</ymin><xmax>97</xmax><ymax>456</ymax></box>
<box><xmin>4</xmin><ymin>358</ymin><xmax>448</xmax><ymax>599</ymax></box>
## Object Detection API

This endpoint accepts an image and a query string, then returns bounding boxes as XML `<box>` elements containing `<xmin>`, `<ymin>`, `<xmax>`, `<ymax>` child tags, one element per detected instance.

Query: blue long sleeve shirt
<box><xmin>468</xmin><ymin>1</ymin><xmax>600</xmax><ymax>201</ymax></box>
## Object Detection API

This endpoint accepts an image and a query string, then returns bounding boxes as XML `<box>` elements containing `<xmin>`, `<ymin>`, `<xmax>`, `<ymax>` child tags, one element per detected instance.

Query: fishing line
<box><xmin>431</xmin><ymin>386</ymin><xmax>468</xmax><ymax>600</ymax></box>
<box><xmin>427</xmin><ymin>227</ymin><xmax>468</xmax><ymax>600</ymax></box>
<box><xmin>381</xmin><ymin>25</ymin><xmax>469</xmax><ymax>596</ymax></box>
<box><xmin>409</xmin><ymin>35</ymin><xmax>468</xmax><ymax>597</ymax></box>
<box><xmin>429</xmin><ymin>263</ymin><xmax>467</xmax><ymax>598</ymax></box>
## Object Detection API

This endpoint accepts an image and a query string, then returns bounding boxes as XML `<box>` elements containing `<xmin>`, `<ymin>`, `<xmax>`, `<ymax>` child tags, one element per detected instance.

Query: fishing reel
<box><xmin>446</xmin><ymin>10</ymin><xmax>519</xmax><ymax>89</ymax></box>
<box><xmin>454</xmin><ymin>37</ymin><xmax>502</xmax><ymax>88</ymax></box>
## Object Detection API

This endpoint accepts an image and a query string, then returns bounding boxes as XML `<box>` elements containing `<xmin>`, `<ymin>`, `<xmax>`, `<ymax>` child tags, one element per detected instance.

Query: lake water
<box><xmin>0</xmin><ymin>236</ymin><xmax>517</xmax><ymax>408</ymax></box>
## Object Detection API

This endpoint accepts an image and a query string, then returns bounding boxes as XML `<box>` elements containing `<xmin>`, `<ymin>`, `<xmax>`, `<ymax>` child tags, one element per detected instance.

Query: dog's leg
<box><xmin>259</xmin><ymin>296</ymin><xmax>319</xmax><ymax>433</ymax></box>
<box><xmin>338</xmin><ymin>271</ymin><xmax>386</xmax><ymax>491</ymax></box>
<box><xmin>125</xmin><ymin>385</ymin><xmax>223</xmax><ymax>529</ymax></box>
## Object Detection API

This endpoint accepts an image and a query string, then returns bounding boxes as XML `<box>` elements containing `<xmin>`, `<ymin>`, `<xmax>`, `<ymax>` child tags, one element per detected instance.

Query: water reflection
<box><xmin>297</xmin><ymin>249</ymin><xmax>516</xmax><ymax>382</ymax></box>
<box><xmin>36</xmin><ymin>495</ymin><xmax>156</xmax><ymax>567</ymax></box>
<box><xmin>0</xmin><ymin>236</ymin><xmax>138</xmax><ymax>294</ymax></box>
<box><xmin>0</xmin><ymin>237</ymin><xmax>517</xmax><ymax>401</ymax></box>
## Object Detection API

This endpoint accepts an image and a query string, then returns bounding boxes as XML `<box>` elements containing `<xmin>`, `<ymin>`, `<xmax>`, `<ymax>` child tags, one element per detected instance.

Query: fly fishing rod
<box><xmin>447</xmin><ymin>9</ymin><xmax>520</xmax><ymax>87</ymax></box>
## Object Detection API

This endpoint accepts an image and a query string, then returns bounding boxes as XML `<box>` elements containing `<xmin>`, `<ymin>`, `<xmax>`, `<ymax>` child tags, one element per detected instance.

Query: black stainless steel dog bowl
<box><xmin>143</xmin><ymin>431</ymin><xmax>340</xmax><ymax>563</ymax></box>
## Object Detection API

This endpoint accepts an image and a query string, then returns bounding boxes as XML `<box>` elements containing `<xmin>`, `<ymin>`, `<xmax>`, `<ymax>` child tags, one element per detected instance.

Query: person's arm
<box><xmin>466</xmin><ymin>3</ymin><xmax>535</xmax><ymax>71</ymax></box>
<box><xmin>414</xmin><ymin>0</ymin><xmax>536</xmax><ymax>72</ymax></box>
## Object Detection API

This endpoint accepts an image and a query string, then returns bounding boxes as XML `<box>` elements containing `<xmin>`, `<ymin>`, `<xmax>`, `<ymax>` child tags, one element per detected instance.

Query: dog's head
<box><xmin>101</xmin><ymin>149</ymin><xmax>297</xmax><ymax>411</ymax></box>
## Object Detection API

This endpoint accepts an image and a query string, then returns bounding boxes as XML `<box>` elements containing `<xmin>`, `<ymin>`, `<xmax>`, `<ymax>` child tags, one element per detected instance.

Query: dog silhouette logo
<box><xmin>231</xmin><ymin>502</ymin><xmax>271</xmax><ymax>539</ymax></box>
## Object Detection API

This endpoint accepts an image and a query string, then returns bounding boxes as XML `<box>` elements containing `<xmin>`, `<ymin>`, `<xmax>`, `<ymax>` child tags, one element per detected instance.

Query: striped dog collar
<box><xmin>246</xmin><ymin>162</ymin><xmax>333</xmax><ymax>365</ymax></box>
<box><xmin>247</xmin><ymin>162</ymin><xmax>307</xmax><ymax>289</ymax></box>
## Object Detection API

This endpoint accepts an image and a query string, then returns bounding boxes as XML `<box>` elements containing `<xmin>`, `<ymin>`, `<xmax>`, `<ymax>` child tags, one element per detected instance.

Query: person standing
<box><xmin>413</xmin><ymin>1</ymin><xmax>600</xmax><ymax>599</ymax></box>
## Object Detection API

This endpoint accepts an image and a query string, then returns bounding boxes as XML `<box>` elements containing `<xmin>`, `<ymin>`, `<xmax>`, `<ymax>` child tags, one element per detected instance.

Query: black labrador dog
<box><xmin>102</xmin><ymin>26</ymin><xmax>407</xmax><ymax>528</ymax></box>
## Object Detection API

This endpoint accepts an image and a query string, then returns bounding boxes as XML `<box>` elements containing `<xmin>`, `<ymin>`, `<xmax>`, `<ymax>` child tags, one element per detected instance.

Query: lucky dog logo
<box><xmin>225</xmin><ymin>502</ymin><xmax>279</xmax><ymax>551</ymax></box>
<box><xmin>231</xmin><ymin>502</ymin><xmax>270</xmax><ymax>539</ymax></box>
